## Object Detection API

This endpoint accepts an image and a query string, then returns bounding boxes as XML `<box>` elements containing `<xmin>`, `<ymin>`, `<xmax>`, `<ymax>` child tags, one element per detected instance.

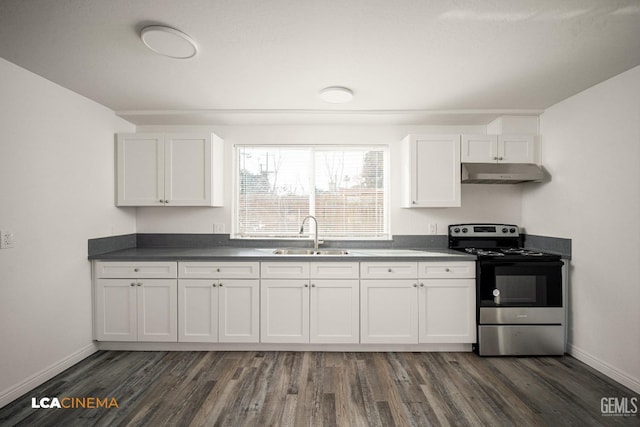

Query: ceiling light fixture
<box><xmin>320</xmin><ymin>86</ymin><xmax>354</xmax><ymax>103</ymax></box>
<box><xmin>140</xmin><ymin>25</ymin><xmax>198</xmax><ymax>59</ymax></box>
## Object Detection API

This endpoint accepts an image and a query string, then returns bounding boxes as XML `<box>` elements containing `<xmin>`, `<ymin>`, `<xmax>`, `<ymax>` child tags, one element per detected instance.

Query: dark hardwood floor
<box><xmin>0</xmin><ymin>351</ymin><xmax>637</xmax><ymax>426</ymax></box>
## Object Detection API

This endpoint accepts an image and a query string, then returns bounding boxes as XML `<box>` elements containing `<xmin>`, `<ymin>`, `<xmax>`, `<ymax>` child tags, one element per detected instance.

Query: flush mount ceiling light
<box><xmin>319</xmin><ymin>86</ymin><xmax>354</xmax><ymax>103</ymax></box>
<box><xmin>140</xmin><ymin>25</ymin><xmax>198</xmax><ymax>59</ymax></box>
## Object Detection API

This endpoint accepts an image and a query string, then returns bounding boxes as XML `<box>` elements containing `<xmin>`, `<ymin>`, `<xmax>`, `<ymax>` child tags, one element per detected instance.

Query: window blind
<box><xmin>236</xmin><ymin>146</ymin><xmax>387</xmax><ymax>239</ymax></box>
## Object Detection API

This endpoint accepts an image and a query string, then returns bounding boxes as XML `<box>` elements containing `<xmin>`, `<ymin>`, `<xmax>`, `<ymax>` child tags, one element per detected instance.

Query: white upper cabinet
<box><xmin>116</xmin><ymin>132</ymin><xmax>223</xmax><ymax>207</ymax></box>
<box><xmin>461</xmin><ymin>134</ymin><xmax>536</xmax><ymax>164</ymax></box>
<box><xmin>402</xmin><ymin>134</ymin><xmax>461</xmax><ymax>208</ymax></box>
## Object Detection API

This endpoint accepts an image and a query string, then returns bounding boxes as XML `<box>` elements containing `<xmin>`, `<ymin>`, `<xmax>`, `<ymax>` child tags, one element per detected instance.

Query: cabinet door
<box><xmin>310</xmin><ymin>280</ymin><xmax>359</xmax><ymax>344</ymax></box>
<box><xmin>461</xmin><ymin>134</ymin><xmax>498</xmax><ymax>163</ymax></box>
<box><xmin>499</xmin><ymin>135</ymin><xmax>535</xmax><ymax>163</ymax></box>
<box><xmin>404</xmin><ymin>135</ymin><xmax>461</xmax><ymax>207</ymax></box>
<box><xmin>95</xmin><ymin>279</ymin><xmax>137</xmax><ymax>341</ymax></box>
<box><xmin>418</xmin><ymin>279</ymin><xmax>476</xmax><ymax>343</ymax></box>
<box><xmin>116</xmin><ymin>133</ymin><xmax>164</xmax><ymax>206</ymax></box>
<box><xmin>360</xmin><ymin>280</ymin><xmax>418</xmax><ymax>344</ymax></box>
<box><xmin>164</xmin><ymin>133</ymin><xmax>213</xmax><ymax>206</ymax></box>
<box><xmin>137</xmin><ymin>279</ymin><xmax>177</xmax><ymax>342</ymax></box>
<box><xmin>178</xmin><ymin>279</ymin><xmax>218</xmax><ymax>342</ymax></box>
<box><xmin>218</xmin><ymin>279</ymin><xmax>259</xmax><ymax>343</ymax></box>
<box><xmin>261</xmin><ymin>279</ymin><xmax>309</xmax><ymax>343</ymax></box>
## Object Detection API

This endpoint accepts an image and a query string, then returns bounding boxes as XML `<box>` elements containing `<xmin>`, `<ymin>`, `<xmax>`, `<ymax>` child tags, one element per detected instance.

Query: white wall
<box><xmin>0</xmin><ymin>58</ymin><xmax>136</xmax><ymax>406</ymax></box>
<box><xmin>136</xmin><ymin>124</ymin><xmax>523</xmax><ymax>236</ymax></box>
<box><xmin>522</xmin><ymin>65</ymin><xmax>640</xmax><ymax>392</ymax></box>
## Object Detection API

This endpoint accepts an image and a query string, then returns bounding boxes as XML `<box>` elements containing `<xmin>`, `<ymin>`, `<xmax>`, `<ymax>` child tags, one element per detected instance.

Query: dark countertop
<box><xmin>89</xmin><ymin>246</ymin><xmax>476</xmax><ymax>262</ymax></box>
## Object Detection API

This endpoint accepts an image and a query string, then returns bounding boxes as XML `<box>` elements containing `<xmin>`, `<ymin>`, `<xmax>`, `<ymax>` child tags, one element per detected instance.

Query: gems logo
<box><xmin>601</xmin><ymin>397</ymin><xmax>638</xmax><ymax>417</ymax></box>
<box><xmin>31</xmin><ymin>397</ymin><xmax>119</xmax><ymax>409</ymax></box>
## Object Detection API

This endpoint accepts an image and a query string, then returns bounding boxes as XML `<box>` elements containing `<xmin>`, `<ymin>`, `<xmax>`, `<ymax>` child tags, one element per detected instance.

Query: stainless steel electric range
<box><xmin>449</xmin><ymin>224</ymin><xmax>566</xmax><ymax>356</ymax></box>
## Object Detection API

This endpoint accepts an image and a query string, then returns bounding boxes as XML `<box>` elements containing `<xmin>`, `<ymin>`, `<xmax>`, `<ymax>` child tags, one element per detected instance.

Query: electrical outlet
<box><xmin>427</xmin><ymin>223</ymin><xmax>437</xmax><ymax>235</ymax></box>
<box><xmin>213</xmin><ymin>223</ymin><xmax>225</xmax><ymax>234</ymax></box>
<box><xmin>0</xmin><ymin>230</ymin><xmax>15</xmax><ymax>249</ymax></box>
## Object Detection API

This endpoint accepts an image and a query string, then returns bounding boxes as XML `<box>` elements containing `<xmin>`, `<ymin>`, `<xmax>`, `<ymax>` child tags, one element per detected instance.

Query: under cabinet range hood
<box><xmin>461</xmin><ymin>163</ymin><xmax>547</xmax><ymax>184</ymax></box>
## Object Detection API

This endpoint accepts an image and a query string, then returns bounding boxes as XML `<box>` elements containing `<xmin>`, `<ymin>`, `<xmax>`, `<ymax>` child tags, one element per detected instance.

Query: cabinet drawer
<box><xmin>179</xmin><ymin>262</ymin><xmax>259</xmax><ymax>279</ymax></box>
<box><xmin>310</xmin><ymin>262</ymin><xmax>359</xmax><ymax>279</ymax></box>
<box><xmin>360</xmin><ymin>262</ymin><xmax>417</xmax><ymax>279</ymax></box>
<box><xmin>94</xmin><ymin>261</ymin><xmax>177</xmax><ymax>279</ymax></box>
<box><xmin>418</xmin><ymin>261</ymin><xmax>475</xmax><ymax>279</ymax></box>
<box><xmin>261</xmin><ymin>262</ymin><xmax>310</xmax><ymax>279</ymax></box>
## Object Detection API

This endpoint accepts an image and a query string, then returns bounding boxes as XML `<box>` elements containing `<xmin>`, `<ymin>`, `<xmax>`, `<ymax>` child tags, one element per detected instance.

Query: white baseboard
<box><xmin>97</xmin><ymin>341</ymin><xmax>473</xmax><ymax>353</ymax></box>
<box><xmin>0</xmin><ymin>343</ymin><xmax>98</xmax><ymax>409</ymax></box>
<box><xmin>568</xmin><ymin>343</ymin><xmax>640</xmax><ymax>394</ymax></box>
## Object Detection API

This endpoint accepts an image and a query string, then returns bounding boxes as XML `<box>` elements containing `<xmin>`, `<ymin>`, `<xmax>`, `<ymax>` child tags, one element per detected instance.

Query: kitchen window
<box><xmin>235</xmin><ymin>145</ymin><xmax>388</xmax><ymax>239</ymax></box>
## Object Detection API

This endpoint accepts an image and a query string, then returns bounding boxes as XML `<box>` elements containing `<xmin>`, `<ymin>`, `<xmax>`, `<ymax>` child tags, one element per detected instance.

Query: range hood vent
<box><xmin>461</xmin><ymin>163</ymin><xmax>547</xmax><ymax>184</ymax></box>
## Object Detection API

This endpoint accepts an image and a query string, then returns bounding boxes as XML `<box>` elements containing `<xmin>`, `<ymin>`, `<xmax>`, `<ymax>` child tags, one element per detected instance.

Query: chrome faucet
<box><xmin>300</xmin><ymin>215</ymin><xmax>320</xmax><ymax>249</ymax></box>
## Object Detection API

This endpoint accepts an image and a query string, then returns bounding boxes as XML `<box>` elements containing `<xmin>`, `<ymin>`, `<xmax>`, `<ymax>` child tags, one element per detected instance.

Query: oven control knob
<box><xmin>510</xmin><ymin>228</ymin><xmax>516</xmax><ymax>233</ymax></box>
<box><xmin>454</xmin><ymin>228</ymin><xmax>460</xmax><ymax>233</ymax></box>
<box><xmin>461</xmin><ymin>227</ymin><xmax>468</xmax><ymax>233</ymax></box>
<box><xmin>492</xmin><ymin>289</ymin><xmax>500</xmax><ymax>297</ymax></box>
<box><xmin>501</xmin><ymin>227</ymin><xmax>508</xmax><ymax>233</ymax></box>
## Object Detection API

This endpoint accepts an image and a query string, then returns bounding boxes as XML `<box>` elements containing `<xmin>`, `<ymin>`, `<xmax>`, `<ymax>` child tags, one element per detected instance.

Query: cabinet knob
<box><xmin>311</xmin><ymin>284</ymin><xmax>316</xmax><ymax>287</ymax></box>
<box><xmin>420</xmin><ymin>283</ymin><xmax>425</xmax><ymax>287</ymax></box>
<box><xmin>137</xmin><ymin>282</ymin><xmax>142</xmax><ymax>287</ymax></box>
<box><xmin>219</xmin><ymin>283</ymin><xmax>223</xmax><ymax>287</ymax></box>
<box><xmin>388</xmin><ymin>268</ymin><xmax>392</xmax><ymax>273</ymax></box>
<box><xmin>304</xmin><ymin>284</ymin><xmax>308</xmax><ymax>287</ymax></box>
<box><xmin>493</xmin><ymin>156</ymin><xmax>498</xmax><ymax>160</ymax></box>
<box><xmin>498</xmin><ymin>157</ymin><xmax>504</xmax><ymax>161</ymax></box>
<box><xmin>445</xmin><ymin>268</ymin><xmax>450</xmax><ymax>272</ymax></box>
<box><xmin>413</xmin><ymin>283</ymin><xmax>418</xmax><ymax>287</ymax></box>
<box><xmin>216</xmin><ymin>268</ymin><xmax>221</xmax><ymax>272</ymax></box>
<box><xmin>412</xmin><ymin>201</ymin><xmax>416</xmax><ymax>205</ymax></box>
<box><xmin>164</xmin><ymin>200</ymin><xmax>169</xmax><ymax>204</ymax></box>
<box><xmin>130</xmin><ymin>283</ymin><xmax>135</xmax><ymax>287</ymax></box>
<box><xmin>134</xmin><ymin>268</ymin><xmax>139</xmax><ymax>272</ymax></box>
<box><xmin>159</xmin><ymin>200</ymin><xmax>163</xmax><ymax>203</ymax></box>
<box><xmin>212</xmin><ymin>283</ymin><xmax>217</xmax><ymax>287</ymax></box>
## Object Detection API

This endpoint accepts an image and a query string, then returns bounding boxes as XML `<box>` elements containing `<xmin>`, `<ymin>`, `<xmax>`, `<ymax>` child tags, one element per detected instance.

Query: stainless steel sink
<box><xmin>272</xmin><ymin>248</ymin><xmax>350</xmax><ymax>256</ymax></box>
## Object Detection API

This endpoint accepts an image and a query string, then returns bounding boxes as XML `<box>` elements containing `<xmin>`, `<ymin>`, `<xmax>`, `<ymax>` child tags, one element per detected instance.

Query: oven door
<box><xmin>478</xmin><ymin>260</ymin><xmax>563</xmax><ymax>310</ymax></box>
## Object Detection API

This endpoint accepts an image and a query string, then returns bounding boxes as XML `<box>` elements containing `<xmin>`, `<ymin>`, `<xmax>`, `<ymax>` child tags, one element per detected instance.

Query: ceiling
<box><xmin>1</xmin><ymin>0</ymin><xmax>639</xmax><ymax>125</ymax></box>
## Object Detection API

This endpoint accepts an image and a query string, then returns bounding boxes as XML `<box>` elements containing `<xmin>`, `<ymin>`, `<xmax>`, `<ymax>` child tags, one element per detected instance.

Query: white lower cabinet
<box><xmin>360</xmin><ymin>279</ymin><xmax>419</xmax><ymax>344</ymax></box>
<box><xmin>261</xmin><ymin>279</ymin><xmax>310</xmax><ymax>343</ymax></box>
<box><xmin>178</xmin><ymin>279</ymin><xmax>259</xmax><ymax>343</ymax></box>
<box><xmin>261</xmin><ymin>262</ymin><xmax>360</xmax><ymax>344</ymax></box>
<box><xmin>178</xmin><ymin>262</ymin><xmax>260</xmax><ymax>343</ymax></box>
<box><xmin>94</xmin><ymin>259</ymin><xmax>474</xmax><ymax>347</ymax></box>
<box><xmin>95</xmin><ymin>278</ymin><xmax>177</xmax><ymax>342</ymax></box>
<box><xmin>310</xmin><ymin>279</ymin><xmax>359</xmax><ymax>344</ymax></box>
<box><xmin>360</xmin><ymin>261</ymin><xmax>476</xmax><ymax>344</ymax></box>
<box><xmin>418</xmin><ymin>279</ymin><xmax>476</xmax><ymax>343</ymax></box>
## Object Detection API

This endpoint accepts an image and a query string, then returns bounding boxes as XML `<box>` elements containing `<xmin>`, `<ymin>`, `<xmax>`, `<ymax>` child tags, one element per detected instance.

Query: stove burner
<box><xmin>500</xmin><ymin>248</ymin><xmax>546</xmax><ymax>256</ymax></box>
<box><xmin>464</xmin><ymin>248</ymin><xmax>505</xmax><ymax>256</ymax></box>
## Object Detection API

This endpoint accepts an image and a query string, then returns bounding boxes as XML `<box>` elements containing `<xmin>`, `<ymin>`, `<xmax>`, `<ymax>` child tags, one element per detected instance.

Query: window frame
<box><xmin>232</xmin><ymin>143</ymin><xmax>390</xmax><ymax>240</ymax></box>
